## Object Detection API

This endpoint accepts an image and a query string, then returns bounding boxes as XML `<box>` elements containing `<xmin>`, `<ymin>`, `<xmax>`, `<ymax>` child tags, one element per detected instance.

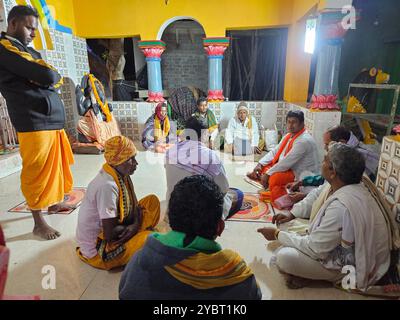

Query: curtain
<box><xmin>224</xmin><ymin>28</ymin><xmax>288</xmax><ymax>101</ymax></box>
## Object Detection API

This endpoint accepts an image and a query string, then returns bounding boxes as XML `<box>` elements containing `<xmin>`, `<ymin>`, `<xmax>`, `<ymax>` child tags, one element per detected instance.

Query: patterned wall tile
<box><xmin>110</xmin><ymin>102</ymin><xmax>145</xmax><ymax>141</ymax></box>
<box><xmin>376</xmin><ymin>172</ymin><xmax>386</xmax><ymax>195</ymax></box>
<box><xmin>381</xmin><ymin>137</ymin><xmax>395</xmax><ymax>158</ymax></box>
<box><xmin>2</xmin><ymin>0</ymin><xmax>16</xmax><ymax>18</ymax></box>
<box><xmin>393</xmin><ymin>204</ymin><xmax>400</xmax><ymax>224</ymax></box>
<box><xmin>208</xmin><ymin>103</ymin><xmax>221</xmax><ymax>122</ymax></box>
<box><xmin>395</xmin><ymin>145</ymin><xmax>400</xmax><ymax>159</ymax></box>
<box><xmin>40</xmin><ymin>30</ymin><xmax>69</xmax><ymax>77</ymax></box>
<box><xmin>376</xmin><ymin>136</ymin><xmax>400</xmax><ymax>208</ymax></box>
<box><xmin>390</xmin><ymin>159</ymin><xmax>400</xmax><ymax>181</ymax></box>
<box><xmin>73</xmin><ymin>35</ymin><xmax>90</xmax><ymax>82</ymax></box>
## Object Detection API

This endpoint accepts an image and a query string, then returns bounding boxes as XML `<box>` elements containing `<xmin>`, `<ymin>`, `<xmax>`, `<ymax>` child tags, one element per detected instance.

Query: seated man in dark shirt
<box><xmin>119</xmin><ymin>175</ymin><xmax>262</xmax><ymax>300</ymax></box>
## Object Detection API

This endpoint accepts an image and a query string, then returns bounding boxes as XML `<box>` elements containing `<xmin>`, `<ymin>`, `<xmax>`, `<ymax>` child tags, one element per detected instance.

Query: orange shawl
<box><xmin>271</xmin><ymin>128</ymin><xmax>306</xmax><ymax>166</ymax></box>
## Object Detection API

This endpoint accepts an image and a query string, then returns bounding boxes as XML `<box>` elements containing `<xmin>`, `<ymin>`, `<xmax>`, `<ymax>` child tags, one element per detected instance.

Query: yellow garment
<box><xmin>17</xmin><ymin>129</ymin><xmax>74</xmax><ymax>210</ymax></box>
<box><xmin>347</xmin><ymin>96</ymin><xmax>366</xmax><ymax>113</ymax></box>
<box><xmin>76</xmin><ymin>194</ymin><xmax>161</xmax><ymax>270</ymax></box>
<box><xmin>258</xmin><ymin>138</ymin><xmax>265</xmax><ymax>151</ymax></box>
<box><xmin>246</xmin><ymin>116</ymin><xmax>253</xmax><ymax>130</ymax></box>
<box><xmin>88</xmin><ymin>74</ymin><xmax>112</xmax><ymax>122</ymax></box>
<box><xmin>209</xmin><ymin>124</ymin><xmax>219</xmax><ymax>133</ymax></box>
<box><xmin>104</xmin><ymin>136</ymin><xmax>137</xmax><ymax>166</ymax></box>
<box><xmin>346</xmin><ymin>96</ymin><xmax>376</xmax><ymax>144</ymax></box>
<box><xmin>360</xmin><ymin>119</ymin><xmax>376</xmax><ymax>145</ymax></box>
<box><xmin>0</xmin><ymin>39</ymin><xmax>63</xmax><ymax>88</ymax></box>
<box><xmin>103</xmin><ymin>163</ymin><xmax>136</xmax><ymax>223</ymax></box>
<box><xmin>287</xmin><ymin>183</ymin><xmax>331</xmax><ymax>235</ymax></box>
<box><xmin>165</xmin><ymin>249</ymin><xmax>254</xmax><ymax>289</ymax></box>
<box><xmin>154</xmin><ymin>116</ymin><xmax>170</xmax><ymax>142</ymax></box>
<box><xmin>309</xmin><ymin>184</ymin><xmax>332</xmax><ymax>223</ymax></box>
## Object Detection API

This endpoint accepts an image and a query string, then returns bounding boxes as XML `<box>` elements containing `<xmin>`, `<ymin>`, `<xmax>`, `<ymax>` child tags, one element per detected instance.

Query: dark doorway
<box><xmin>86</xmin><ymin>38</ymin><xmax>137</xmax><ymax>101</ymax></box>
<box><xmin>224</xmin><ymin>28</ymin><xmax>288</xmax><ymax>101</ymax></box>
<box><xmin>160</xmin><ymin>20</ymin><xmax>207</xmax><ymax>92</ymax></box>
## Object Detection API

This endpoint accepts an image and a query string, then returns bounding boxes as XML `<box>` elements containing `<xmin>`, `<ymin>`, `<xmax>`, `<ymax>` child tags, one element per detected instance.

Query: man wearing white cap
<box><xmin>224</xmin><ymin>101</ymin><xmax>261</xmax><ymax>156</ymax></box>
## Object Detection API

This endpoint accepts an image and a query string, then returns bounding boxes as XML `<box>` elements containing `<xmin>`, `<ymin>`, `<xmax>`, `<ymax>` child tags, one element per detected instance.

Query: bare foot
<box><xmin>227</xmin><ymin>189</ymin><xmax>240</xmax><ymax>218</ymax></box>
<box><xmin>48</xmin><ymin>203</ymin><xmax>76</xmax><ymax>214</ymax></box>
<box><xmin>246</xmin><ymin>171</ymin><xmax>260</xmax><ymax>181</ymax></box>
<box><xmin>285</xmin><ymin>274</ymin><xmax>311</xmax><ymax>289</ymax></box>
<box><xmin>33</xmin><ymin>224</ymin><xmax>61</xmax><ymax>240</ymax></box>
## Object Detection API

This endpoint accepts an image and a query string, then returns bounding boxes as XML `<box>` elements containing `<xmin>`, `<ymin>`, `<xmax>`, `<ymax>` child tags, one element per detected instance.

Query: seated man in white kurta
<box><xmin>224</xmin><ymin>102</ymin><xmax>261</xmax><ymax>156</ymax></box>
<box><xmin>247</xmin><ymin>110</ymin><xmax>319</xmax><ymax>205</ymax></box>
<box><xmin>258</xmin><ymin>143</ymin><xmax>391</xmax><ymax>291</ymax></box>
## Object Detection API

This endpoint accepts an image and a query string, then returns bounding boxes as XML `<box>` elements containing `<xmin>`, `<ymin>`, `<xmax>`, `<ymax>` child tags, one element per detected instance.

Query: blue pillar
<box><xmin>139</xmin><ymin>40</ymin><xmax>166</xmax><ymax>102</ymax></box>
<box><xmin>203</xmin><ymin>37</ymin><xmax>230</xmax><ymax>102</ymax></box>
<box><xmin>311</xmin><ymin>10</ymin><xmax>351</xmax><ymax>110</ymax></box>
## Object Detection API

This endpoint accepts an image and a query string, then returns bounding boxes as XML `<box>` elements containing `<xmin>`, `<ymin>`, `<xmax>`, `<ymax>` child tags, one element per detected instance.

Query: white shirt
<box><xmin>259</xmin><ymin>131</ymin><xmax>320</xmax><ymax>178</ymax></box>
<box><xmin>224</xmin><ymin>116</ymin><xmax>259</xmax><ymax>147</ymax></box>
<box><xmin>291</xmin><ymin>183</ymin><xmax>328</xmax><ymax>219</ymax></box>
<box><xmin>76</xmin><ymin>169</ymin><xmax>119</xmax><ymax>258</ymax></box>
<box><xmin>279</xmin><ymin>184</ymin><xmax>390</xmax><ymax>287</ymax></box>
<box><xmin>279</xmin><ymin>199</ymin><xmax>348</xmax><ymax>260</ymax></box>
<box><xmin>279</xmin><ymin>200</ymin><xmax>355</xmax><ymax>269</ymax></box>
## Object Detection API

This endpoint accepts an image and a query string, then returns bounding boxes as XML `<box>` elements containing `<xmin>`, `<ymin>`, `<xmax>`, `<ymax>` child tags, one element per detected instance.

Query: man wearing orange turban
<box><xmin>76</xmin><ymin>136</ymin><xmax>160</xmax><ymax>270</ymax></box>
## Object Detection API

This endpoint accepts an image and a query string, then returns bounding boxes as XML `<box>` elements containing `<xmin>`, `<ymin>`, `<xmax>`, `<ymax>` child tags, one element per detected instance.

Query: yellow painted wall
<box><xmin>67</xmin><ymin>0</ymin><xmax>323</xmax><ymax>102</ymax></box>
<box><xmin>284</xmin><ymin>0</ymin><xmax>319</xmax><ymax>102</ymax></box>
<box><xmin>72</xmin><ymin>0</ymin><xmax>294</xmax><ymax>39</ymax></box>
<box><xmin>46</xmin><ymin>0</ymin><xmax>76</xmax><ymax>33</ymax></box>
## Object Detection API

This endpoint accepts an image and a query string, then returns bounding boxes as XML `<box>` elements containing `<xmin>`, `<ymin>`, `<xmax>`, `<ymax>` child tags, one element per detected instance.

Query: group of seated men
<box><xmin>141</xmin><ymin>99</ymin><xmax>265</xmax><ymax>156</ymax></box>
<box><xmin>74</xmin><ymin>106</ymin><xmax>399</xmax><ymax>299</ymax></box>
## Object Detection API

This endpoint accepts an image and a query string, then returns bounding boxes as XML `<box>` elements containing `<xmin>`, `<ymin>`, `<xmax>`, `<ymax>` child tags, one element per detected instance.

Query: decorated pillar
<box><xmin>138</xmin><ymin>40</ymin><xmax>166</xmax><ymax>102</ymax></box>
<box><xmin>203</xmin><ymin>37</ymin><xmax>230</xmax><ymax>102</ymax></box>
<box><xmin>310</xmin><ymin>10</ymin><xmax>352</xmax><ymax>111</ymax></box>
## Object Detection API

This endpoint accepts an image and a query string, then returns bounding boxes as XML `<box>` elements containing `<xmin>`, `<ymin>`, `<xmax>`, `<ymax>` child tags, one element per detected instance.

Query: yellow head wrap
<box><xmin>104</xmin><ymin>136</ymin><xmax>137</xmax><ymax>166</ymax></box>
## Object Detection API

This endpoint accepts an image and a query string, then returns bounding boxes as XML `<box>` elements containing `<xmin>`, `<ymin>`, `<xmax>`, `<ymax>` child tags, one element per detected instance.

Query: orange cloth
<box><xmin>88</xmin><ymin>74</ymin><xmax>112</xmax><ymax>122</ymax></box>
<box><xmin>76</xmin><ymin>194</ymin><xmax>160</xmax><ymax>270</ymax></box>
<box><xmin>260</xmin><ymin>163</ymin><xmax>295</xmax><ymax>205</ymax></box>
<box><xmin>269</xmin><ymin>170</ymin><xmax>295</xmax><ymax>205</ymax></box>
<box><xmin>17</xmin><ymin>129</ymin><xmax>74</xmax><ymax>210</ymax></box>
<box><xmin>268</xmin><ymin>128</ymin><xmax>306</xmax><ymax>168</ymax></box>
<box><xmin>104</xmin><ymin>136</ymin><xmax>136</xmax><ymax>166</ymax></box>
<box><xmin>77</xmin><ymin>109</ymin><xmax>121</xmax><ymax>147</ymax></box>
<box><xmin>259</xmin><ymin>128</ymin><xmax>305</xmax><ymax>204</ymax></box>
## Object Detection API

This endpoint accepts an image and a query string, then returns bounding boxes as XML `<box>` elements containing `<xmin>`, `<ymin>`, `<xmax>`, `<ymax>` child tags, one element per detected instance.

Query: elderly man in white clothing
<box><xmin>247</xmin><ymin>110</ymin><xmax>319</xmax><ymax>206</ymax></box>
<box><xmin>258</xmin><ymin>143</ymin><xmax>391</xmax><ymax>291</ymax></box>
<box><xmin>224</xmin><ymin>101</ymin><xmax>261</xmax><ymax>156</ymax></box>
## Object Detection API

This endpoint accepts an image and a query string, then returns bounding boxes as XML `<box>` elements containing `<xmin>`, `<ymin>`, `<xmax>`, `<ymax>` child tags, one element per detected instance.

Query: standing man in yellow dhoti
<box><xmin>0</xmin><ymin>6</ymin><xmax>74</xmax><ymax>240</ymax></box>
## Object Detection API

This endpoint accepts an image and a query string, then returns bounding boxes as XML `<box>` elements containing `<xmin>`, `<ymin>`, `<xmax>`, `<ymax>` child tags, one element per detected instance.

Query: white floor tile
<box><xmin>0</xmin><ymin>147</ymin><xmax>376</xmax><ymax>300</ymax></box>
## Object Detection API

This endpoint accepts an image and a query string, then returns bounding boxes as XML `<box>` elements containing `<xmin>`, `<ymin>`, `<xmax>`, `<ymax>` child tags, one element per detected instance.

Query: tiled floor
<box><xmin>0</xmin><ymin>144</ymin><xmax>375</xmax><ymax>300</ymax></box>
